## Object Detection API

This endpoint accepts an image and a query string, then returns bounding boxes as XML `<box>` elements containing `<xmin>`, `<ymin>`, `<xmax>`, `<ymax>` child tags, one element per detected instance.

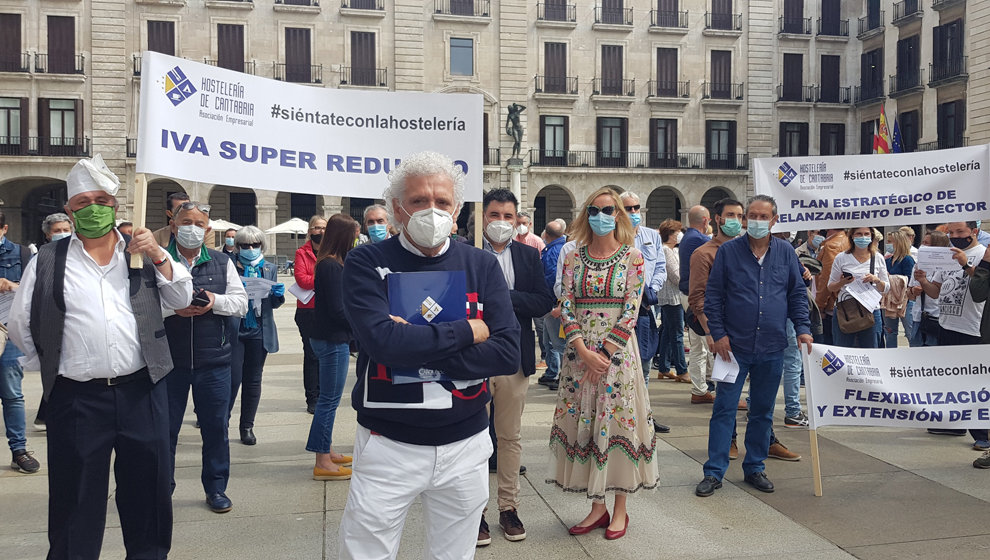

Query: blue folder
<box><xmin>387</xmin><ymin>270</ymin><xmax>467</xmax><ymax>384</ymax></box>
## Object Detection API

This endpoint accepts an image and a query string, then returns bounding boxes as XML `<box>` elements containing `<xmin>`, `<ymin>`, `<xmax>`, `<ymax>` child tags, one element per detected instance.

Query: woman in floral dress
<box><xmin>548</xmin><ymin>187</ymin><xmax>659</xmax><ymax>540</ymax></box>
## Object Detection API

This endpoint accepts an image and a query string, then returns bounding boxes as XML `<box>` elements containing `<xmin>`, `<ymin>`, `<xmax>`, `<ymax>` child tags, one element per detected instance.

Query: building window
<box><xmin>450</xmin><ymin>38</ymin><xmax>473</xmax><ymax>76</ymax></box>
<box><xmin>710</xmin><ymin>50</ymin><xmax>732</xmax><ymax>99</ymax></box>
<box><xmin>0</xmin><ymin>98</ymin><xmax>23</xmax><ymax>154</ymax></box>
<box><xmin>291</xmin><ymin>193</ymin><xmax>317</xmax><ymax>219</ymax></box>
<box><xmin>899</xmin><ymin>110</ymin><xmax>919</xmax><ymax>152</ymax></box>
<box><xmin>657</xmin><ymin>0</ymin><xmax>680</xmax><ymax>27</ymax></box>
<box><xmin>596</xmin><ymin>117</ymin><xmax>627</xmax><ymax>167</ymax></box>
<box><xmin>710</xmin><ymin>0</ymin><xmax>733</xmax><ymax>30</ymax></box>
<box><xmin>896</xmin><ymin>35</ymin><xmax>920</xmax><ymax>89</ymax></box>
<box><xmin>229</xmin><ymin>192</ymin><xmax>257</xmax><ymax>226</ymax></box>
<box><xmin>148</xmin><ymin>20</ymin><xmax>175</xmax><ymax>56</ymax></box>
<box><xmin>820</xmin><ymin>0</ymin><xmax>841</xmax><ymax>34</ymax></box>
<box><xmin>649</xmin><ymin>118</ymin><xmax>677</xmax><ymax>168</ymax></box>
<box><xmin>705</xmin><ymin>120</ymin><xmax>736</xmax><ymax>169</ymax></box>
<box><xmin>544</xmin><ymin>42</ymin><xmax>567</xmax><ymax>93</ymax></box>
<box><xmin>867</xmin><ymin>0</ymin><xmax>881</xmax><ymax>29</ymax></box>
<box><xmin>600</xmin><ymin>45</ymin><xmax>624</xmax><ymax>95</ymax></box>
<box><xmin>540</xmin><ymin>115</ymin><xmax>568</xmax><ymax>165</ymax></box>
<box><xmin>782</xmin><ymin>53</ymin><xmax>803</xmax><ymax>101</ymax></box>
<box><xmin>0</xmin><ymin>14</ymin><xmax>22</xmax><ymax>72</ymax></box>
<box><xmin>860</xmin><ymin>119</ymin><xmax>878</xmax><ymax>154</ymax></box>
<box><xmin>39</xmin><ymin>98</ymin><xmax>81</xmax><ymax>156</ymax></box>
<box><xmin>450</xmin><ymin>0</ymin><xmax>475</xmax><ymax>16</ymax></box>
<box><xmin>285</xmin><ymin>28</ymin><xmax>313</xmax><ymax>83</ymax></box>
<box><xmin>601</xmin><ymin>0</ymin><xmax>626</xmax><ymax>25</ymax></box>
<box><xmin>819</xmin><ymin>54</ymin><xmax>840</xmax><ymax>102</ymax></box>
<box><xmin>47</xmin><ymin>16</ymin><xmax>75</xmax><ymax>74</ymax></box>
<box><xmin>350</xmin><ymin>31</ymin><xmax>376</xmax><ymax>86</ymax></box>
<box><xmin>782</xmin><ymin>0</ymin><xmax>804</xmax><ymax>33</ymax></box>
<box><xmin>779</xmin><ymin>122</ymin><xmax>808</xmax><ymax>156</ymax></box>
<box><xmin>819</xmin><ymin>123</ymin><xmax>845</xmax><ymax>156</ymax></box>
<box><xmin>937</xmin><ymin>100</ymin><xmax>965</xmax><ymax>149</ymax></box>
<box><xmin>656</xmin><ymin>47</ymin><xmax>678</xmax><ymax>96</ymax></box>
<box><xmin>860</xmin><ymin>48</ymin><xmax>883</xmax><ymax>99</ymax></box>
<box><xmin>932</xmin><ymin>19</ymin><xmax>964</xmax><ymax>80</ymax></box>
<box><xmin>217</xmin><ymin>24</ymin><xmax>245</xmax><ymax>73</ymax></box>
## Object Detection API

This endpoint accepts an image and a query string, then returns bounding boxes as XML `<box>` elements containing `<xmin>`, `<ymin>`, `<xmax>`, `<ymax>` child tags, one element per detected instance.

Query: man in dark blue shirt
<box><xmin>696</xmin><ymin>195</ymin><xmax>812</xmax><ymax>497</ymax></box>
<box><xmin>678</xmin><ymin>206</ymin><xmax>712</xmax><ymax>387</ymax></box>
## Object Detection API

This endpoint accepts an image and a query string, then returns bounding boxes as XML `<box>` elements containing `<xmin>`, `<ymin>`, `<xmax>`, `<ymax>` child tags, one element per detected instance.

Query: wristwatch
<box><xmin>962</xmin><ymin>263</ymin><xmax>973</xmax><ymax>272</ymax></box>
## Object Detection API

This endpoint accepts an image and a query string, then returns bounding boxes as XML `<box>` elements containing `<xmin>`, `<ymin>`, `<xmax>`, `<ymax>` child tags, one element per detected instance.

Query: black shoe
<box><xmin>194</xmin><ymin>420</ymin><xmax>200</xmax><ymax>429</ymax></box>
<box><xmin>206</xmin><ymin>492</ymin><xmax>233</xmax><ymax>513</ymax></box>
<box><xmin>240</xmin><ymin>428</ymin><xmax>256</xmax><ymax>446</ymax></box>
<box><xmin>547</xmin><ymin>381</ymin><xmax>559</xmax><ymax>391</ymax></box>
<box><xmin>744</xmin><ymin>472</ymin><xmax>775</xmax><ymax>493</ymax></box>
<box><xmin>653</xmin><ymin>420</ymin><xmax>670</xmax><ymax>434</ymax></box>
<box><xmin>536</xmin><ymin>376</ymin><xmax>554</xmax><ymax>386</ymax></box>
<box><xmin>519</xmin><ymin>465</ymin><xmax>527</xmax><ymax>475</ymax></box>
<box><xmin>306</xmin><ymin>404</ymin><xmax>316</xmax><ymax>415</ymax></box>
<box><xmin>11</xmin><ymin>450</ymin><xmax>40</xmax><ymax>474</ymax></box>
<box><xmin>695</xmin><ymin>475</ymin><xmax>722</xmax><ymax>497</ymax></box>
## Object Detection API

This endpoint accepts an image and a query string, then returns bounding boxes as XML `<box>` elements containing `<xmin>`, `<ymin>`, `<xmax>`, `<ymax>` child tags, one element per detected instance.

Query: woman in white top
<box><xmin>827</xmin><ymin>226</ymin><xmax>889</xmax><ymax>348</ymax></box>
<box><xmin>908</xmin><ymin>230</ymin><xmax>949</xmax><ymax>347</ymax></box>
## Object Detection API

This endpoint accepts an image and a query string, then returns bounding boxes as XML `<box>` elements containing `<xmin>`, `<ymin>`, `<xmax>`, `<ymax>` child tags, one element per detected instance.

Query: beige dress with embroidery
<box><xmin>547</xmin><ymin>244</ymin><xmax>659</xmax><ymax>500</ymax></box>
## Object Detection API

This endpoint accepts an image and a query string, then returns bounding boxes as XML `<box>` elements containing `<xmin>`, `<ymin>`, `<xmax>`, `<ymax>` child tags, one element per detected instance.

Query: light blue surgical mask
<box><xmin>720</xmin><ymin>218</ymin><xmax>742</xmax><ymax>237</ymax></box>
<box><xmin>628</xmin><ymin>213</ymin><xmax>641</xmax><ymax>228</ymax></box>
<box><xmin>239</xmin><ymin>247</ymin><xmax>262</xmax><ymax>262</ymax></box>
<box><xmin>853</xmin><ymin>236</ymin><xmax>872</xmax><ymax>249</ymax></box>
<box><xmin>368</xmin><ymin>223</ymin><xmax>388</xmax><ymax>243</ymax></box>
<box><xmin>588</xmin><ymin>213</ymin><xmax>616</xmax><ymax>237</ymax></box>
<box><xmin>51</xmin><ymin>232</ymin><xmax>71</xmax><ymax>242</ymax></box>
<box><xmin>812</xmin><ymin>234</ymin><xmax>825</xmax><ymax>248</ymax></box>
<box><xmin>747</xmin><ymin>220</ymin><xmax>771</xmax><ymax>239</ymax></box>
<box><xmin>225</xmin><ymin>237</ymin><xmax>235</xmax><ymax>247</ymax></box>
<box><xmin>885</xmin><ymin>243</ymin><xmax>894</xmax><ymax>254</ymax></box>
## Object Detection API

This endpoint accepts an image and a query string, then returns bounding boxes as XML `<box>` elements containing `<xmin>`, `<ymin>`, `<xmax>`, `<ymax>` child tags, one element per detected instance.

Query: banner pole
<box><xmin>804</xmin><ymin>347</ymin><xmax>823</xmax><ymax>497</ymax></box>
<box><xmin>474</xmin><ymin>201</ymin><xmax>482</xmax><ymax>249</ymax></box>
<box><xmin>130</xmin><ymin>173</ymin><xmax>148</xmax><ymax>269</ymax></box>
<box><xmin>809</xmin><ymin>428</ymin><xmax>823</xmax><ymax>497</ymax></box>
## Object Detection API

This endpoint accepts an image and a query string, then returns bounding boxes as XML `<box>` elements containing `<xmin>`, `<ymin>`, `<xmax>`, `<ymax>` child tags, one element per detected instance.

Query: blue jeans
<box><xmin>534</xmin><ymin>315</ymin><xmax>546</xmax><ymax>362</ymax></box>
<box><xmin>832</xmin><ymin>310</ymin><xmax>883</xmax><ymax>349</ymax></box>
<box><xmin>703</xmin><ymin>350</ymin><xmax>784</xmax><ymax>480</ymax></box>
<box><xmin>882</xmin><ymin>300</ymin><xmax>914</xmax><ymax>348</ymax></box>
<box><xmin>656</xmin><ymin>304</ymin><xmax>688</xmax><ymax>375</ymax></box>
<box><xmin>909</xmin><ymin>319</ymin><xmax>939</xmax><ymax>347</ymax></box>
<box><xmin>167</xmin><ymin>364</ymin><xmax>232</xmax><ymax>495</ymax></box>
<box><xmin>636</xmin><ymin>313</ymin><xmax>659</xmax><ymax>382</ymax></box>
<box><xmin>541</xmin><ymin>314</ymin><xmax>565</xmax><ymax>381</ymax></box>
<box><xmin>781</xmin><ymin>320</ymin><xmax>802</xmax><ymax>418</ymax></box>
<box><xmin>306</xmin><ymin>339</ymin><xmax>350</xmax><ymax>454</ymax></box>
<box><xmin>0</xmin><ymin>352</ymin><xmax>27</xmax><ymax>452</ymax></box>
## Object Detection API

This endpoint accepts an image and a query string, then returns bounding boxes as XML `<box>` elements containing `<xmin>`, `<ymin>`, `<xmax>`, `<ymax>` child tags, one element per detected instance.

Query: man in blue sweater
<box><xmin>339</xmin><ymin>152</ymin><xmax>521</xmax><ymax>559</ymax></box>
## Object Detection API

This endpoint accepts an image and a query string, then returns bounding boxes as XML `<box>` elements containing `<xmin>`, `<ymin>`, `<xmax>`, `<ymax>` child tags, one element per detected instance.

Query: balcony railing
<box><xmin>339</xmin><ymin>66</ymin><xmax>387</xmax><ymax>87</ymax></box>
<box><xmin>276</xmin><ymin>0</ymin><xmax>320</xmax><ymax>5</ymax></box>
<box><xmin>274</xmin><ymin>62</ymin><xmax>323</xmax><ymax>83</ymax></box>
<box><xmin>650</xmin><ymin>10</ymin><xmax>688</xmax><ymax>28</ymax></box>
<box><xmin>341</xmin><ymin>0</ymin><xmax>383</xmax><ymax>8</ymax></box>
<box><xmin>892</xmin><ymin>0</ymin><xmax>922</xmax><ymax>24</ymax></box>
<box><xmin>929</xmin><ymin>56</ymin><xmax>968</xmax><ymax>86</ymax></box>
<box><xmin>537</xmin><ymin>3</ymin><xmax>576</xmax><ymax>22</ymax></box>
<box><xmin>857</xmin><ymin>11</ymin><xmax>884</xmax><ymax>37</ymax></box>
<box><xmin>484</xmin><ymin>147</ymin><xmax>500</xmax><ymax>166</ymax></box>
<box><xmin>434</xmin><ymin>0</ymin><xmax>490</xmax><ymax>17</ymax></box>
<box><xmin>705</xmin><ymin>12</ymin><xmax>741</xmax><ymax>31</ymax></box>
<box><xmin>779</xmin><ymin>16</ymin><xmax>811</xmax><ymax>34</ymax></box>
<box><xmin>817</xmin><ymin>18</ymin><xmax>849</xmax><ymax>36</ymax></box>
<box><xmin>776</xmin><ymin>84</ymin><xmax>816</xmax><ymax>102</ymax></box>
<box><xmin>816</xmin><ymin>85</ymin><xmax>852</xmax><ymax>104</ymax></box>
<box><xmin>702</xmin><ymin>82</ymin><xmax>744</xmax><ymax>100</ymax></box>
<box><xmin>205</xmin><ymin>59</ymin><xmax>257</xmax><ymax>74</ymax></box>
<box><xmin>932</xmin><ymin>0</ymin><xmax>964</xmax><ymax>10</ymax></box>
<box><xmin>126</xmin><ymin>138</ymin><xmax>138</xmax><ymax>158</ymax></box>
<box><xmin>34</xmin><ymin>53</ymin><xmax>84</xmax><ymax>74</ymax></box>
<box><xmin>889</xmin><ymin>70</ymin><xmax>923</xmax><ymax>95</ymax></box>
<box><xmin>534</xmin><ymin>75</ymin><xmax>578</xmax><ymax>95</ymax></box>
<box><xmin>854</xmin><ymin>84</ymin><xmax>885</xmax><ymax>104</ymax></box>
<box><xmin>528</xmin><ymin>149</ymin><xmax>748</xmax><ymax>170</ymax></box>
<box><xmin>917</xmin><ymin>137</ymin><xmax>968</xmax><ymax>152</ymax></box>
<box><xmin>595</xmin><ymin>6</ymin><xmax>633</xmax><ymax>25</ymax></box>
<box><xmin>647</xmin><ymin>80</ymin><xmax>689</xmax><ymax>98</ymax></box>
<box><xmin>592</xmin><ymin>77</ymin><xmax>635</xmax><ymax>96</ymax></box>
<box><xmin>0</xmin><ymin>53</ymin><xmax>30</xmax><ymax>73</ymax></box>
<box><xmin>0</xmin><ymin>137</ymin><xmax>90</xmax><ymax>157</ymax></box>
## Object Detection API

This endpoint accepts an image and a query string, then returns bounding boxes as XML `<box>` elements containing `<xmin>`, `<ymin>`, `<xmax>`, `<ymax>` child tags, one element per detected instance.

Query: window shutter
<box><xmin>148</xmin><ymin>21</ymin><xmax>175</xmax><ymax>56</ymax></box>
<box><xmin>778</xmin><ymin>122</ymin><xmax>787</xmax><ymax>155</ymax></box>
<box><xmin>836</xmin><ymin>125</ymin><xmax>846</xmax><ymax>155</ymax></box>
<box><xmin>217</xmin><ymin>24</ymin><xmax>245</xmax><ymax>72</ymax></box>
<box><xmin>0</xmin><ymin>14</ymin><xmax>20</xmax><ymax>71</ymax></box>
<box><xmin>562</xmin><ymin>116</ymin><xmax>569</xmax><ymax>153</ymax></box>
<box><xmin>38</xmin><ymin>98</ymin><xmax>49</xmax><ymax>155</ymax></box>
<box><xmin>539</xmin><ymin>115</ymin><xmax>547</xmax><ymax>153</ymax></box>
<box><xmin>799</xmin><ymin>123</ymin><xmax>809</xmax><ymax>156</ymax></box>
<box><xmin>727</xmin><ymin>121</ymin><xmax>737</xmax><ymax>162</ymax></box>
<box><xmin>619</xmin><ymin>118</ymin><xmax>628</xmax><ymax>153</ymax></box>
<box><xmin>705</xmin><ymin>120</ymin><xmax>713</xmax><ymax>156</ymax></box>
<box><xmin>48</xmin><ymin>16</ymin><xmax>75</xmax><ymax>73</ymax></box>
<box><xmin>351</xmin><ymin>31</ymin><xmax>376</xmax><ymax>86</ymax></box>
<box><xmin>19</xmin><ymin>97</ymin><xmax>28</xmax><ymax>155</ymax></box>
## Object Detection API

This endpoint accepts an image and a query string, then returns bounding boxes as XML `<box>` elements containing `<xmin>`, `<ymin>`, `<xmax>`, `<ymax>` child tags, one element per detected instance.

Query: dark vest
<box><xmin>163</xmin><ymin>249</ymin><xmax>234</xmax><ymax>369</ymax></box>
<box><xmin>30</xmin><ymin>237</ymin><xmax>173</xmax><ymax>400</ymax></box>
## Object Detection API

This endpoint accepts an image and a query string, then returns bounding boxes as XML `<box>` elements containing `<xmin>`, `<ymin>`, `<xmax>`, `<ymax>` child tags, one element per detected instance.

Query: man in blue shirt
<box><xmin>537</xmin><ymin>220</ymin><xmax>567</xmax><ymax>390</ymax></box>
<box><xmin>696</xmin><ymin>195</ymin><xmax>812</xmax><ymax>497</ymax></box>
<box><xmin>678</xmin><ymin>206</ymin><xmax>712</xmax><ymax>387</ymax></box>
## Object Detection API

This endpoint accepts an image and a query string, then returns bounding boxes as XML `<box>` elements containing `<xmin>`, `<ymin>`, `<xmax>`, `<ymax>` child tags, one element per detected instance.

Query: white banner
<box><xmin>805</xmin><ymin>343</ymin><xmax>990</xmax><ymax>430</ymax></box>
<box><xmin>136</xmin><ymin>52</ymin><xmax>484</xmax><ymax>200</ymax></box>
<box><xmin>753</xmin><ymin>146</ymin><xmax>990</xmax><ymax>231</ymax></box>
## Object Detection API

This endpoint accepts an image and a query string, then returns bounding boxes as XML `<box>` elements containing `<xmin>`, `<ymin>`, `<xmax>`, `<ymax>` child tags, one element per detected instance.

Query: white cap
<box><xmin>66</xmin><ymin>154</ymin><xmax>120</xmax><ymax>200</ymax></box>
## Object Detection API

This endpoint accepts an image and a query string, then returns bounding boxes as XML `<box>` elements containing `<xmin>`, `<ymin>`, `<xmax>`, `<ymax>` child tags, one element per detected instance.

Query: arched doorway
<box><xmin>533</xmin><ymin>185</ymin><xmax>574</xmax><ymax>235</ymax></box>
<box><xmin>146</xmin><ymin>179</ymin><xmax>186</xmax><ymax>232</ymax></box>
<box><xmin>645</xmin><ymin>187</ymin><xmax>683</xmax><ymax>229</ymax></box>
<box><xmin>700</xmin><ymin>187</ymin><xmax>735</xmax><ymax>214</ymax></box>
<box><xmin>0</xmin><ymin>178</ymin><xmax>68</xmax><ymax>245</ymax></box>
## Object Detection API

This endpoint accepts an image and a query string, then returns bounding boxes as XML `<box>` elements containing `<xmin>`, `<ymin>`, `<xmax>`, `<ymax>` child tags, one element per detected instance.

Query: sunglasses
<box><xmin>587</xmin><ymin>205</ymin><xmax>616</xmax><ymax>217</ymax></box>
<box><xmin>624</xmin><ymin>204</ymin><xmax>640</xmax><ymax>212</ymax></box>
<box><xmin>238</xmin><ymin>242</ymin><xmax>262</xmax><ymax>249</ymax></box>
<box><xmin>177</xmin><ymin>202</ymin><xmax>211</xmax><ymax>214</ymax></box>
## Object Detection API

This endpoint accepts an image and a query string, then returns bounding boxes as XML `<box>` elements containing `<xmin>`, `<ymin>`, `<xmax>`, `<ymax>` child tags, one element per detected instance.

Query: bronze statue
<box><xmin>505</xmin><ymin>103</ymin><xmax>526</xmax><ymax>159</ymax></box>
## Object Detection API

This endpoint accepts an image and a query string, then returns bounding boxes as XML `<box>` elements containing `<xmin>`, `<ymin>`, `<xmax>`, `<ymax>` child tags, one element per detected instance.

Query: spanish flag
<box><xmin>873</xmin><ymin>102</ymin><xmax>892</xmax><ymax>154</ymax></box>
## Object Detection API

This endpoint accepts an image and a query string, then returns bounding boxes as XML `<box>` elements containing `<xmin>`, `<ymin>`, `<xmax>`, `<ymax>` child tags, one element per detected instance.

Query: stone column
<box><xmin>507</xmin><ymin>159</ymin><xmax>523</xmax><ymax>202</ymax></box>
<box><xmin>322</xmin><ymin>195</ymin><xmax>344</xmax><ymax>217</ymax></box>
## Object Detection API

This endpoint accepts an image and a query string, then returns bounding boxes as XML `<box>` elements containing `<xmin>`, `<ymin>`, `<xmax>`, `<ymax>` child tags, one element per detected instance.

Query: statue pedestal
<box><xmin>507</xmin><ymin>158</ymin><xmax>524</xmax><ymax>202</ymax></box>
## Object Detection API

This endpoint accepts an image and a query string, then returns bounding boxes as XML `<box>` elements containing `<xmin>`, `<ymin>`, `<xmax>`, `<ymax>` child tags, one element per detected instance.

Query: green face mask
<box><xmin>72</xmin><ymin>204</ymin><xmax>116</xmax><ymax>239</ymax></box>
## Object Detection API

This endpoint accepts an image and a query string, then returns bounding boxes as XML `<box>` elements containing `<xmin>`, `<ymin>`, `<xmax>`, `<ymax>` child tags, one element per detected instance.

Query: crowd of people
<box><xmin>1</xmin><ymin>152</ymin><xmax>988</xmax><ymax>560</ymax></box>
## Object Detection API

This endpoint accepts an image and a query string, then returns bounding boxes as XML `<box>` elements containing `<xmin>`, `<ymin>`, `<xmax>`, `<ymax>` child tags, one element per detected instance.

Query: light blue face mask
<box><xmin>225</xmin><ymin>237</ymin><xmax>235</xmax><ymax>247</ymax></box>
<box><xmin>747</xmin><ymin>220</ymin><xmax>771</xmax><ymax>239</ymax></box>
<box><xmin>853</xmin><ymin>236</ymin><xmax>872</xmax><ymax>249</ymax></box>
<box><xmin>885</xmin><ymin>243</ymin><xmax>894</xmax><ymax>254</ymax></box>
<box><xmin>588</xmin><ymin>213</ymin><xmax>616</xmax><ymax>237</ymax></box>
<box><xmin>720</xmin><ymin>218</ymin><xmax>742</xmax><ymax>237</ymax></box>
<box><xmin>51</xmin><ymin>232</ymin><xmax>72</xmax><ymax>242</ymax></box>
<box><xmin>368</xmin><ymin>223</ymin><xmax>388</xmax><ymax>242</ymax></box>
<box><xmin>812</xmin><ymin>234</ymin><xmax>825</xmax><ymax>248</ymax></box>
<box><xmin>239</xmin><ymin>247</ymin><xmax>262</xmax><ymax>262</ymax></box>
<box><xmin>628</xmin><ymin>213</ymin><xmax>642</xmax><ymax>228</ymax></box>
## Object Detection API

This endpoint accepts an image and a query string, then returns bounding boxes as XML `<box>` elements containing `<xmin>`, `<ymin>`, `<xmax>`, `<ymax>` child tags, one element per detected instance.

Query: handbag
<box><xmin>835</xmin><ymin>253</ymin><xmax>876</xmax><ymax>334</ymax></box>
<box><xmin>684</xmin><ymin>307</ymin><xmax>706</xmax><ymax>336</ymax></box>
<box><xmin>919</xmin><ymin>292</ymin><xmax>940</xmax><ymax>336</ymax></box>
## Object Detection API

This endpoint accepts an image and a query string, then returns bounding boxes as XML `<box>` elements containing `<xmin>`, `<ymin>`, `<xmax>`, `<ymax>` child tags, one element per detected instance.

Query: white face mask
<box><xmin>516</xmin><ymin>224</ymin><xmax>529</xmax><ymax>236</ymax></box>
<box><xmin>176</xmin><ymin>224</ymin><xmax>206</xmax><ymax>249</ymax></box>
<box><xmin>675</xmin><ymin>231</ymin><xmax>684</xmax><ymax>244</ymax></box>
<box><xmin>401</xmin><ymin>204</ymin><xmax>453</xmax><ymax>249</ymax></box>
<box><xmin>486</xmin><ymin>220</ymin><xmax>515</xmax><ymax>244</ymax></box>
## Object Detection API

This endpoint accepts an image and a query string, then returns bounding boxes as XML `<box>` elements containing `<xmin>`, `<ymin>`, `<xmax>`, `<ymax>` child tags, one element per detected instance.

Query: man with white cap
<box><xmin>8</xmin><ymin>155</ymin><xmax>193</xmax><ymax>560</ymax></box>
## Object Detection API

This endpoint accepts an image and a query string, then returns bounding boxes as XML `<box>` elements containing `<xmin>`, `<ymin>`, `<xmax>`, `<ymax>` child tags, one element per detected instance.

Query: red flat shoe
<box><xmin>604</xmin><ymin>514</ymin><xmax>629</xmax><ymax>540</ymax></box>
<box><xmin>568</xmin><ymin>511</ymin><xmax>610</xmax><ymax>535</ymax></box>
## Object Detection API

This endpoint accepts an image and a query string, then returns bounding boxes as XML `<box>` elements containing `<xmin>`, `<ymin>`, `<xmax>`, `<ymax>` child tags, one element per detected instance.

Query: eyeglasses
<box><xmin>177</xmin><ymin>202</ymin><xmax>211</xmax><ymax>214</ymax></box>
<box><xmin>587</xmin><ymin>205</ymin><xmax>616</xmax><ymax>217</ymax></box>
<box><xmin>238</xmin><ymin>242</ymin><xmax>262</xmax><ymax>249</ymax></box>
<box><xmin>624</xmin><ymin>204</ymin><xmax>640</xmax><ymax>212</ymax></box>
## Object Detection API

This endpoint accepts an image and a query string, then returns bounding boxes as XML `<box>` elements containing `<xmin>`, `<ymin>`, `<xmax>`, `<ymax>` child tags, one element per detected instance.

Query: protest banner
<box><xmin>136</xmin><ymin>52</ymin><xmax>484</xmax><ymax>201</ymax></box>
<box><xmin>753</xmin><ymin>146</ymin><xmax>990</xmax><ymax>231</ymax></box>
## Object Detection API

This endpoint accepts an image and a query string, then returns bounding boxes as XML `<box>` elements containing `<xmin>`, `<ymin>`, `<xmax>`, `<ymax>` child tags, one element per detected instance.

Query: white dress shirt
<box><xmin>8</xmin><ymin>232</ymin><xmax>193</xmax><ymax>381</ymax></box>
<box><xmin>482</xmin><ymin>239</ymin><xmax>515</xmax><ymax>290</ymax></box>
<box><xmin>162</xmin><ymin>254</ymin><xmax>249</xmax><ymax>319</ymax></box>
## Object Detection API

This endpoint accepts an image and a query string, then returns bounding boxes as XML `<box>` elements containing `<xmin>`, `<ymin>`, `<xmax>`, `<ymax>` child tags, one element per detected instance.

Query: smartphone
<box><xmin>842</xmin><ymin>271</ymin><xmax>853</xmax><ymax>279</ymax></box>
<box><xmin>190</xmin><ymin>289</ymin><xmax>210</xmax><ymax>307</ymax></box>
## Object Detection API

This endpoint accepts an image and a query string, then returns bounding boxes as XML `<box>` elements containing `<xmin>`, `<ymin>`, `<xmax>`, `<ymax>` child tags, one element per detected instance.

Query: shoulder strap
<box><xmin>53</xmin><ymin>237</ymin><xmax>69</xmax><ymax>313</ymax></box>
<box><xmin>870</xmin><ymin>251</ymin><xmax>875</xmax><ymax>275</ymax></box>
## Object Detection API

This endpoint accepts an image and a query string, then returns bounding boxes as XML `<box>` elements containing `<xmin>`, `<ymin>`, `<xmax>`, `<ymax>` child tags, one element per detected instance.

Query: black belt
<box><xmin>85</xmin><ymin>367</ymin><xmax>149</xmax><ymax>387</ymax></box>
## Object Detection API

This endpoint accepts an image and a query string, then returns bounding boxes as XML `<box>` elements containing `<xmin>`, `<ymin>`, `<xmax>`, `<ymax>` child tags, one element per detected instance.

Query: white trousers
<box><xmin>338</xmin><ymin>426</ymin><xmax>492</xmax><ymax>560</ymax></box>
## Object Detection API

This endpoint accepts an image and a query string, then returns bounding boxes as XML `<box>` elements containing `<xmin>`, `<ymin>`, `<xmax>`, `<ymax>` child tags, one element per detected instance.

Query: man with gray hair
<box><xmin>339</xmin><ymin>151</ymin><xmax>520</xmax><ymax>559</ymax></box>
<box><xmin>514</xmin><ymin>211</ymin><xmax>545</xmax><ymax>252</ymax></box>
<box><xmin>363</xmin><ymin>203</ymin><xmax>390</xmax><ymax>243</ymax></box>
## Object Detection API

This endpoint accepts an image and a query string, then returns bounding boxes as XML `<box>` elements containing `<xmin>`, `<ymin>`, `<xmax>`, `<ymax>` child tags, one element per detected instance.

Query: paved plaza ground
<box><xmin>3</xmin><ymin>288</ymin><xmax>990</xmax><ymax>559</ymax></box>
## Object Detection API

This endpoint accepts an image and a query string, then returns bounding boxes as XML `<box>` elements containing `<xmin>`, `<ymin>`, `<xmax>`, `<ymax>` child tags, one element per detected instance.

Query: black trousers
<box><xmin>294</xmin><ymin>308</ymin><xmax>320</xmax><ymax>408</ymax></box>
<box><xmin>938</xmin><ymin>327</ymin><xmax>990</xmax><ymax>442</ymax></box>
<box><xmin>47</xmin><ymin>375</ymin><xmax>172</xmax><ymax>560</ymax></box>
<box><xmin>229</xmin><ymin>336</ymin><xmax>268</xmax><ymax>429</ymax></box>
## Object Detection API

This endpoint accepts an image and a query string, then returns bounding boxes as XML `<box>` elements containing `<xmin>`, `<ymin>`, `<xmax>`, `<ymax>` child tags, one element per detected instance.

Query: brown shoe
<box><xmin>768</xmin><ymin>441</ymin><xmax>801</xmax><ymax>461</ymax></box>
<box><xmin>729</xmin><ymin>439</ymin><xmax>739</xmax><ymax>461</ymax></box>
<box><xmin>498</xmin><ymin>508</ymin><xmax>527</xmax><ymax>542</ymax></box>
<box><xmin>691</xmin><ymin>392</ymin><xmax>716</xmax><ymax>404</ymax></box>
<box><xmin>658</xmin><ymin>371</ymin><xmax>677</xmax><ymax>380</ymax></box>
<box><xmin>738</xmin><ymin>400</ymin><xmax>748</xmax><ymax>410</ymax></box>
<box><xmin>478</xmin><ymin>516</ymin><xmax>491</xmax><ymax>547</ymax></box>
<box><xmin>675</xmin><ymin>373</ymin><xmax>692</xmax><ymax>383</ymax></box>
